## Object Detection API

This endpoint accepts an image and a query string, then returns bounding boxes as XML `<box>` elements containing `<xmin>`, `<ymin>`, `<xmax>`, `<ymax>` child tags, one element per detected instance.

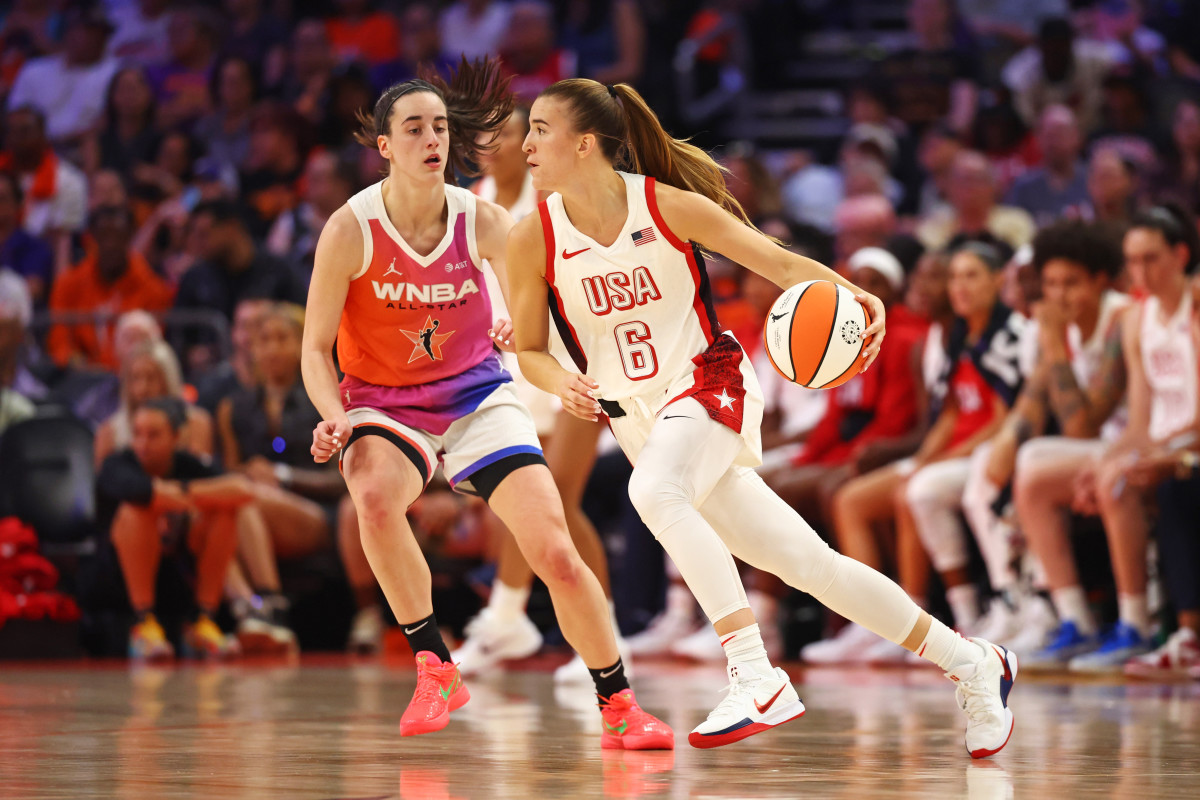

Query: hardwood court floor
<box><xmin>3</xmin><ymin>655</ymin><xmax>1200</xmax><ymax>799</ymax></box>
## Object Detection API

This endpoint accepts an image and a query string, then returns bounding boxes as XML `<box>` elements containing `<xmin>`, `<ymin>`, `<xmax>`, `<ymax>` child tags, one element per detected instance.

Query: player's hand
<box><xmin>1071</xmin><ymin>465</ymin><xmax>1100</xmax><ymax>515</ymax></box>
<box><xmin>1126</xmin><ymin>450</ymin><xmax>1177</xmax><ymax>488</ymax></box>
<box><xmin>152</xmin><ymin>479</ymin><xmax>196</xmax><ymax>513</ymax></box>
<box><xmin>312</xmin><ymin>417</ymin><xmax>351</xmax><ymax>463</ymax></box>
<box><xmin>489</xmin><ymin>318</ymin><xmax>515</xmax><ymax>353</ymax></box>
<box><xmin>856</xmin><ymin>292</ymin><xmax>886</xmax><ymax>372</ymax></box>
<box><xmin>242</xmin><ymin>456</ymin><xmax>279</xmax><ymax>486</ymax></box>
<box><xmin>557</xmin><ymin>372</ymin><xmax>602</xmax><ymax>421</ymax></box>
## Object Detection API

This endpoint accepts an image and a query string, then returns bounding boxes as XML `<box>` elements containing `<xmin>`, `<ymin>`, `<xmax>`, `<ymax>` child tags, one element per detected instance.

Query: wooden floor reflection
<box><xmin>3</xmin><ymin>655</ymin><xmax>1200</xmax><ymax>799</ymax></box>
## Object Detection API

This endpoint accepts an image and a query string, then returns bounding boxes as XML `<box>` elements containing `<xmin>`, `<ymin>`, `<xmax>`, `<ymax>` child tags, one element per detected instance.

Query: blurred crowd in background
<box><xmin>3</xmin><ymin>0</ymin><xmax>1200</xmax><ymax>680</ymax></box>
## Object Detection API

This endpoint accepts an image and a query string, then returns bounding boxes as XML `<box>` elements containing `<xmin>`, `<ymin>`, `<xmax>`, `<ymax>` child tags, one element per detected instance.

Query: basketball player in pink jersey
<box><xmin>507</xmin><ymin>79</ymin><xmax>1018</xmax><ymax>757</ymax></box>
<box><xmin>300</xmin><ymin>61</ymin><xmax>672</xmax><ymax>749</ymax></box>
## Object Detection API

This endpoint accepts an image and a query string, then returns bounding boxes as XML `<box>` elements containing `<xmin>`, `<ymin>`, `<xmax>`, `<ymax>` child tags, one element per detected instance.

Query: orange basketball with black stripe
<box><xmin>762</xmin><ymin>280</ymin><xmax>873</xmax><ymax>389</ymax></box>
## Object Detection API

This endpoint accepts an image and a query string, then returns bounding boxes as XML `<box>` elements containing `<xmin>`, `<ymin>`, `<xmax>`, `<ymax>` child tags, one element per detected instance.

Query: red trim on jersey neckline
<box><xmin>643</xmin><ymin>177</ymin><xmax>722</xmax><ymax>345</ymax></box>
<box><xmin>538</xmin><ymin>201</ymin><xmax>589</xmax><ymax>372</ymax></box>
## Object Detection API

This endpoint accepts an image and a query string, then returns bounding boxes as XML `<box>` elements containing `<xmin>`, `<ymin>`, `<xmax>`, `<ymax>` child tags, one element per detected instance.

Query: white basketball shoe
<box><xmin>450</xmin><ymin>607</ymin><xmax>543</xmax><ymax>677</ymax></box>
<box><xmin>800</xmin><ymin>623</ymin><xmax>878</xmax><ymax>664</ymax></box>
<box><xmin>625</xmin><ymin>610</ymin><xmax>696</xmax><ymax>656</ymax></box>
<box><xmin>946</xmin><ymin>637</ymin><xmax>1018</xmax><ymax>759</ymax></box>
<box><xmin>688</xmin><ymin>664</ymin><xmax>805</xmax><ymax>748</ymax></box>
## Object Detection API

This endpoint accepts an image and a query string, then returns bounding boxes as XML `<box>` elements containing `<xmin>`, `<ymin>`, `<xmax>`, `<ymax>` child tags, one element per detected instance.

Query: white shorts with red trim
<box><xmin>343</xmin><ymin>381</ymin><xmax>544</xmax><ymax>495</ymax></box>
<box><xmin>607</xmin><ymin>333</ymin><xmax>764</xmax><ymax>469</ymax></box>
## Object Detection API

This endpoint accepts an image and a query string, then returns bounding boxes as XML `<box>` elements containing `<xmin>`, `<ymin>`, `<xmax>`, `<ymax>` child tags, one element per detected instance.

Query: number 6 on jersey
<box><xmin>615</xmin><ymin>320</ymin><xmax>658</xmax><ymax>380</ymax></box>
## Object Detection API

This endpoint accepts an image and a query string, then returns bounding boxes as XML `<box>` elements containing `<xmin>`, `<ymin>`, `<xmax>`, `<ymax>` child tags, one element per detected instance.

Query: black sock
<box><xmin>400</xmin><ymin>612</ymin><xmax>452</xmax><ymax>662</ymax></box>
<box><xmin>591</xmin><ymin>657</ymin><xmax>631</xmax><ymax>699</ymax></box>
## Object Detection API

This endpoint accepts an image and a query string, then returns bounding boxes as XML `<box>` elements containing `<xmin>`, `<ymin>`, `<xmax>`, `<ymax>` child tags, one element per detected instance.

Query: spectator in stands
<box><xmin>934</xmin><ymin>221</ymin><xmax>1129</xmax><ymax>649</ymax></box>
<box><xmin>1003</xmin><ymin>17</ymin><xmax>1115</xmax><ymax>134</ymax></box>
<box><xmin>914</xmin><ymin>122</ymin><xmax>963</xmax><ymax>218</ymax></box>
<box><xmin>130</xmin><ymin>130</ymin><xmax>201</xmax><ymax>213</ymax></box>
<box><xmin>559</xmin><ymin>0</ymin><xmax>646</xmax><ymax>86</ymax></box>
<box><xmin>958</xmin><ymin>0</ymin><xmax>1067</xmax><ymax>51</ymax></box>
<box><xmin>106</xmin><ymin>0</ymin><xmax>171</xmax><ymax>66</ymax></box>
<box><xmin>1151</xmin><ymin>98</ymin><xmax>1200</xmax><ymax>215</ymax></box>
<box><xmin>1078</xmin><ymin>0</ymin><xmax>1166</xmax><ymax>76</ymax></box>
<box><xmin>972</xmin><ymin>99</ymin><xmax>1037</xmax><ymax>196</ymax></box>
<box><xmin>240</xmin><ymin>103</ymin><xmax>310</xmax><ymax>237</ymax></box>
<box><xmin>217</xmin><ymin>303</ymin><xmax>366</xmax><ymax>652</ymax></box>
<box><xmin>173</xmin><ymin>199</ymin><xmax>307</xmax><ymax>329</ymax></box>
<box><xmin>95</xmin><ymin>339</ymin><xmax>214</xmax><ymax>469</ymax></box>
<box><xmin>1085</xmin><ymin>147</ymin><xmax>1140</xmax><ymax>225</ymax></box>
<box><xmin>266</xmin><ymin>152</ymin><xmax>356</xmax><ymax>280</ymax></box>
<box><xmin>325</xmin><ymin>0</ymin><xmax>402</xmax><ymax>68</ymax></box>
<box><xmin>369</xmin><ymin>2</ymin><xmax>456</xmax><ymax>94</ymax></box>
<box><xmin>1034</xmin><ymin>206</ymin><xmax>1200</xmax><ymax>671</ymax></box>
<box><xmin>220</xmin><ymin>0</ymin><xmax>289</xmax><ymax>90</ymax></box>
<box><xmin>440</xmin><ymin>0</ymin><xmax>513</xmax><ymax>63</ymax></box>
<box><xmin>0</xmin><ymin>270</ymin><xmax>36</xmax><ymax>433</ymax></box>
<box><xmin>88</xmin><ymin>170</ymin><xmax>129</xmax><ymax>216</ymax></box>
<box><xmin>98</xmin><ymin>396</ymin><xmax>253</xmax><ymax>660</ymax></box>
<box><xmin>82</xmin><ymin>67</ymin><xmax>160</xmax><ymax>179</ymax></box>
<box><xmin>765</xmin><ymin>247</ymin><xmax>928</xmax><ymax>534</ymax></box>
<box><xmin>148</xmin><ymin>6</ymin><xmax>220</xmax><ymax>130</ymax></box>
<box><xmin>0</xmin><ymin>171</ymin><xmax>52</xmax><ymax>307</ymax></box>
<box><xmin>283</xmin><ymin>19</ymin><xmax>336</xmax><ymax>125</ymax></box>
<box><xmin>916</xmin><ymin>150</ymin><xmax>1036</xmax><ymax>251</ymax></box>
<box><xmin>780</xmin><ymin>151</ymin><xmax>843</xmax><ymax>233</ymax></box>
<box><xmin>1089</xmin><ymin>69</ymin><xmax>1161</xmax><ymax>172</ymax></box>
<box><xmin>5</xmin><ymin>6</ymin><xmax>119</xmax><ymax>154</ymax></box>
<box><xmin>316</xmin><ymin>65</ymin><xmax>376</xmax><ymax>157</ymax></box>
<box><xmin>722</xmin><ymin>144</ymin><xmax>781</xmax><ymax>224</ymax></box>
<box><xmin>1006</xmin><ymin>105</ymin><xmax>1090</xmax><ymax>227</ymax></box>
<box><xmin>813</xmin><ymin>239</ymin><xmax>1024</xmax><ymax>662</ymax></box>
<box><xmin>194</xmin><ymin>56</ymin><xmax>259</xmax><ymax>172</ymax></box>
<box><xmin>195</xmin><ymin>297</ymin><xmax>270</xmax><ymax>414</ymax></box>
<box><xmin>0</xmin><ymin>106</ymin><xmax>87</xmax><ymax>271</ymax></box>
<box><xmin>47</xmin><ymin>205</ymin><xmax>174</xmax><ymax>370</ymax></box>
<box><xmin>874</xmin><ymin>0</ymin><xmax>980</xmax><ymax>136</ymax></box>
<box><xmin>500</xmin><ymin>1</ymin><xmax>577</xmax><ymax>103</ymax></box>
<box><xmin>1</xmin><ymin>0</ymin><xmax>56</xmax><ymax>59</ymax></box>
<box><xmin>832</xmin><ymin>194</ymin><xmax>897</xmax><ymax>270</ymax></box>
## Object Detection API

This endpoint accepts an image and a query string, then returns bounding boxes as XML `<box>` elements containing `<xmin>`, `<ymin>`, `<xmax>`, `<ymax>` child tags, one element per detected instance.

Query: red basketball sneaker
<box><xmin>599</xmin><ymin>689</ymin><xmax>675</xmax><ymax>750</ymax></box>
<box><xmin>400</xmin><ymin>651</ymin><xmax>470</xmax><ymax>736</ymax></box>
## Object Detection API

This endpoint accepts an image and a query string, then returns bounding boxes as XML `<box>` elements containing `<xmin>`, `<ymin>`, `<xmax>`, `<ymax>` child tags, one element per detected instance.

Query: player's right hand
<box><xmin>312</xmin><ymin>417</ymin><xmax>352</xmax><ymax>463</ymax></box>
<box><xmin>557</xmin><ymin>372</ymin><xmax>603</xmax><ymax>422</ymax></box>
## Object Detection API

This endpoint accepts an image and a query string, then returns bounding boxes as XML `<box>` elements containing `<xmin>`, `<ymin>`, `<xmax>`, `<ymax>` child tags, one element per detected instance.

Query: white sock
<box><xmin>665</xmin><ymin>583</ymin><xmax>695</xmax><ymax>619</ymax></box>
<box><xmin>489</xmin><ymin>580</ymin><xmax>530</xmax><ymax>623</ymax></box>
<box><xmin>946</xmin><ymin>584</ymin><xmax>980</xmax><ymax>630</ymax></box>
<box><xmin>917</xmin><ymin>618</ymin><xmax>986</xmax><ymax>671</ymax></box>
<box><xmin>1051</xmin><ymin>586</ymin><xmax>1096</xmax><ymax>634</ymax></box>
<box><xmin>721</xmin><ymin>623</ymin><xmax>774</xmax><ymax>676</ymax></box>
<box><xmin>1117</xmin><ymin>594</ymin><xmax>1150</xmax><ymax>635</ymax></box>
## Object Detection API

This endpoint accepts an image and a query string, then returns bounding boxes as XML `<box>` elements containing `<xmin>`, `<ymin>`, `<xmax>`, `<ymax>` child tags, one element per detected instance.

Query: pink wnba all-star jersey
<box><xmin>337</xmin><ymin>181</ymin><xmax>494</xmax><ymax>387</ymax></box>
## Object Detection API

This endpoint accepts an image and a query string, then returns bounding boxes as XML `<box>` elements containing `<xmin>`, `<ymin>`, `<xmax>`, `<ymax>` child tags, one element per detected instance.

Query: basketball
<box><xmin>763</xmin><ymin>280</ymin><xmax>872</xmax><ymax>389</ymax></box>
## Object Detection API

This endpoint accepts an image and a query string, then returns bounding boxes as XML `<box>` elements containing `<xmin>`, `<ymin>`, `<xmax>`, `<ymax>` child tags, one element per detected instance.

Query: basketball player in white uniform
<box><xmin>506</xmin><ymin>78</ymin><xmax>1018</xmax><ymax>757</ymax></box>
<box><xmin>1025</xmin><ymin>206</ymin><xmax>1199</xmax><ymax>671</ymax></box>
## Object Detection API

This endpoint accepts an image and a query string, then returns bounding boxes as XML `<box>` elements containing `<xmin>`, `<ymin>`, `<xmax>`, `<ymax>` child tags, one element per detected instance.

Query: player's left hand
<box><xmin>1127</xmin><ymin>449</ymin><xmax>1177</xmax><ymax>488</ymax></box>
<box><xmin>489</xmin><ymin>318</ymin><xmax>515</xmax><ymax>353</ymax></box>
<box><xmin>855</xmin><ymin>292</ymin><xmax>886</xmax><ymax>372</ymax></box>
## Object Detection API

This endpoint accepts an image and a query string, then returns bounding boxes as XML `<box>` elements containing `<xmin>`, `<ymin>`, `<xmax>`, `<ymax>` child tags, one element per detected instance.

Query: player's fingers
<box><xmin>861</xmin><ymin>332</ymin><xmax>884</xmax><ymax>371</ymax></box>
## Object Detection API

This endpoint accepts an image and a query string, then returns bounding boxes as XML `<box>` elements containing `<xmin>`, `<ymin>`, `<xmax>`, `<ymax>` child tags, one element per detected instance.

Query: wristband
<box><xmin>274</xmin><ymin>462</ymin><xmax>294</xmax><ymax>487</ymax></box>
<box><xmin>1176</xmin><ymin>451</ymin><xmax>1200</xmax><ymax>481</ymax></box>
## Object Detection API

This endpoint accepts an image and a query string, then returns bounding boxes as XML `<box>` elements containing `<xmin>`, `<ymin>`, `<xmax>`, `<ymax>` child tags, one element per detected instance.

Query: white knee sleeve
<box><xmin>906</xmin><ymin>459</ymin><xmax>971</xmax><ymax>573</ymax></box>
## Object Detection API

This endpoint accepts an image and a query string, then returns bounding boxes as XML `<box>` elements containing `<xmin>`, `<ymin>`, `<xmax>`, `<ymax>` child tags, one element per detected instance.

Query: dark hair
<box><xmin>104</xmin><ymin>66</ymin><xmax>155</xmax><ymax>133</ymax></box>
<box><xmin>1129</xmin><ymin>202</ymin><xmax>1200</xmax><ymax>272</ymax></box>
<box><xmin>1039</xmin><ymin>17</ymin><xmax>1074</xmax><ymax>43</ymax></box>
<box><xmin>355</xmin><ymin>56</ymin><xmax>515</xmax><ymax>185</ymax></box>
<box><xmin>947</xmin><ymin>233</ymin><xmax>1014</xmax><ymax>272</ymax></box>
<box><xmin>0</xmin><ymin>171</ymin><xmax>22</xmax><ymax>205</ymax></box>
<box><xmin>1032</xmin><ymin>220</ymin><xmax>1123</xmax><ymax>279</ymax></box>
<box><xmin>192</xmin><ymin>199</ymin><xmax>248</xmax><ymax>229</ymax></box>
<box><xmin>7</xmin><ymin>104</ymin><xmax>45</xmax><ymax>134</ymax></box>
<box><xmin>539</xmin><ymin>78</ymin><xmax>757</xmax><ymax>230</ymax></box>
<box><xmin>138</xmin><ymin>396</ymin><xmax>187</xmax><ymax>432</ymax></box>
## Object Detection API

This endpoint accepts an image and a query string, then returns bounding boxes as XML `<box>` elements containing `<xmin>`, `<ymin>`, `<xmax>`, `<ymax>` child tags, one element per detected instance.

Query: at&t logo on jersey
<box><xmin>581</xmin><ymin>266</ymin><xmax>662</xmax><ymax>316</ymax></box>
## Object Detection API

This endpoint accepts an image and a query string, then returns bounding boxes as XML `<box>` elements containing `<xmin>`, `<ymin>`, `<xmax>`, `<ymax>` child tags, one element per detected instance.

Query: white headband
<box><xmin>848</xmin><ymin>247</ymin><xmax>905</xmax><ymax>291</ymax></box>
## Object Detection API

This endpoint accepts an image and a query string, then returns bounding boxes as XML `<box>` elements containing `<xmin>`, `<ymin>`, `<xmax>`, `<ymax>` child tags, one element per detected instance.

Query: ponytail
<box><xmin>356</xmin><ymin>57</ymin><xmax>515</xmax><ymax>184</ymax></box>
<box><xmin>541</xmin><ymin>79</ymin><xmax>760</xmax><ymax>233</ymax></box>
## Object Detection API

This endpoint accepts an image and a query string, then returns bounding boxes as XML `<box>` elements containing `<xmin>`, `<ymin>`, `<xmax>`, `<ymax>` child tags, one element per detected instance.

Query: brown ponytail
<box><xmin>540</xmin><ymin>78</ymin><xmax>758</xmax><ymax>231</ymax></box>
<box><xmin>355</xmin><ymin>56</ymin><xmax>515</xmax><ymax>184</ymax></box>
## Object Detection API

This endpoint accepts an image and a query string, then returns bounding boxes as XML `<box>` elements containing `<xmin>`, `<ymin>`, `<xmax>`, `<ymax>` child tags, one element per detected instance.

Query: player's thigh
<box><xmin>543</xmin><ymin>411</ymin><xmax>603</xmax><ymax>505</ymax></box>
<box><xmin>1015</xmin><ymin>437</ymin><xmax>1104</xmax><ymax>498</ymax></box>
<box><xmin>835</xmin><ymin>463</ymin><xmax>904</xmax><ymax>522</ymax></box>
<box><xmin>251</xmin><ymin>483</ymin><xmax>332</xmax><ymax>557</ymax></box>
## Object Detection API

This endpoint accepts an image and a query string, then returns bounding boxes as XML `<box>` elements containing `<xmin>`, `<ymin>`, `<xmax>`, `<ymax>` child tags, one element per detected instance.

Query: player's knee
<box><xmin>111</xmin><ymin>504</ymin><xmax>155</xmax><ymax>544</ymax></box>
<box><xmin>528</xmin><ymin>541</ymin><xmax>583</xmax><ymax>589</ymax></box>
<box><xmin>627</xmin><ymin>467</ymin><xmax>690</xmax><ymax>532</ymax></box>
<box><xmin>354</xmin><ymin>481</ymin><xmax>401</xmax><ymax>532</ymax></box>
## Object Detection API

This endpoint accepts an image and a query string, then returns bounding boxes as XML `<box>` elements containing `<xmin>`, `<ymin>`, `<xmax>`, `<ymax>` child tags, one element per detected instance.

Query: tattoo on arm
<box><xmin>1086</xmin><ymin>322</ymin><xmax>1128</xmax><ymax>423</ymax></box>
<box><xmin>1048</xmin><ymin>361</ymin><xmax>1088</xmax><ymax>425</ymax></box>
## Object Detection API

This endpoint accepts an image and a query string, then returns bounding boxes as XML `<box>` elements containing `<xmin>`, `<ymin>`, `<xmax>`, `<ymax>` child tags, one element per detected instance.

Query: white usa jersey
<box><xmin>1141</xmin><ymin>290</ymin><xmax>1197</xmax><ymax>442</ymax></box>
<box><xmin>540</xmin><ymin>172</ymin><xmax>764</xmax><ymax>464</ymax></box>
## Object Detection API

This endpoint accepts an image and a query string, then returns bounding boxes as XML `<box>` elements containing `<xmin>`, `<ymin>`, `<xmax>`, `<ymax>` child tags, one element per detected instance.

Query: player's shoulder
<box><xmin>472</xmin><ymin>194</ymin><xmax>516</xmax><ymax>233</ymax></box>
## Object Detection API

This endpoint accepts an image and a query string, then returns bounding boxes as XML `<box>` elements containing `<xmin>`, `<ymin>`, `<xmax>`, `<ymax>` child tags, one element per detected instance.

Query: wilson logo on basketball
<box><xmin>841</xmin><ymin>320</ymin><xmax>861</xmax><ymax>345</ymax></box>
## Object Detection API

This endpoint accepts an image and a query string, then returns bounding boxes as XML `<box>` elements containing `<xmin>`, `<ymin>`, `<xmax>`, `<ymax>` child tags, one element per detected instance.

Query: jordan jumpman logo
<box><xmin>382</xmin><ymin>257</ymin><xmax>402</xmax><ymax>277</ymax></box>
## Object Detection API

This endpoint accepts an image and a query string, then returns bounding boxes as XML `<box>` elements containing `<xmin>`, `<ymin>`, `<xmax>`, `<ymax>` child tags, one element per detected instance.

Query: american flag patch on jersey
<box><xmin>631</xmin><ymin>226</ymin><xmax>657</xmax><ymax>246</ymax></box>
